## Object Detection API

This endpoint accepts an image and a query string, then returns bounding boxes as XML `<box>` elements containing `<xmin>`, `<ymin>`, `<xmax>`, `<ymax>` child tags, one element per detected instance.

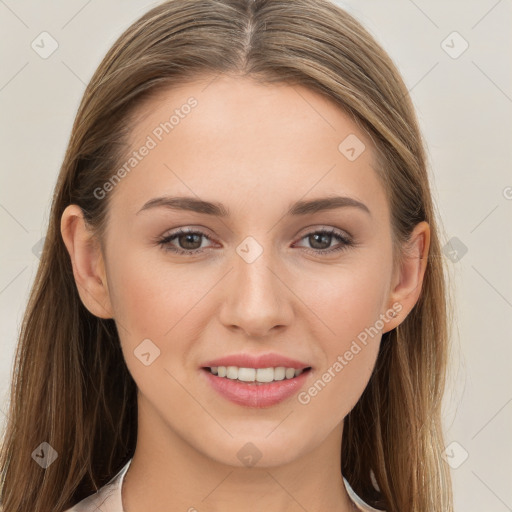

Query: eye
<box><xmin>157</xmin><ymin>228</ymin><xmax>215</xmax><ymax>256</ymax></box>
<box><xmin>156</xmin><ymin>227</ymin><xmax>354</xmax><ymax>256</ymax></box>
<box><xmin>293</xmin><ymin>228</ymin><xmax>354</xmax><ymax>255</ymax></box>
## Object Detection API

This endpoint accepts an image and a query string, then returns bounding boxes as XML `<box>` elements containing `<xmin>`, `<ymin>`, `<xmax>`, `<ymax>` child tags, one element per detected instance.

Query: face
<box><xmin>86</xmin><ymin>74</ymin><xmax>404</xmax><ymax>467</ymax></box>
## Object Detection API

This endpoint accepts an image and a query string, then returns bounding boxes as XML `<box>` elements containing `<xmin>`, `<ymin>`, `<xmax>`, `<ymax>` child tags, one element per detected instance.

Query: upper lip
<box><xmin>201</xmin><ymin>352</ymin><xmax>312</xmax><ymax>370</ymax></box>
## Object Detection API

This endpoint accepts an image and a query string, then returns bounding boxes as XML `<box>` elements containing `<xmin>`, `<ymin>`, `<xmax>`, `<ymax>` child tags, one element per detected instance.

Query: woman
<box><xmin>0</xmin><ymin>0</ymin><xmax>454</xmax><ymax>511</ymax></box>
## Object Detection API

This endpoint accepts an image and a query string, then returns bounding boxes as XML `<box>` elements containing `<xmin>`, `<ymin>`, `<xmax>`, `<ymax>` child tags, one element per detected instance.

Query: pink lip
<box><xmin>201</xmin><ymin>352</ymin><xmax>311</xmax><ymax>370</ymax></box>
<box><xmin>200</xmin><ymin>367</ymin><xmax>312</xmax><ymax>408</ymax></box>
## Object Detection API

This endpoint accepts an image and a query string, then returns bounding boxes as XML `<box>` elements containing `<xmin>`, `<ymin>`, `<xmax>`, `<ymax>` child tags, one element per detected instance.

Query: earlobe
<box><xmin>60</xmin><ymin>205</ymin><xmax>113</xmax><ymax>319</ymax></box>
<box><xmin>382</xmin><ymin>221</ymin><xmax>430</xmax><ymax>332</ymax></box>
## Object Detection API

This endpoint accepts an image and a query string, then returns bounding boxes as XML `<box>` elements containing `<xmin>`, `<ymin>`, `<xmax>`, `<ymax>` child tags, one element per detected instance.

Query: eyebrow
<box><xmin>136</xmin><ymin>195</ymin><xmax>371</xmax><ymax>217</ymax></box>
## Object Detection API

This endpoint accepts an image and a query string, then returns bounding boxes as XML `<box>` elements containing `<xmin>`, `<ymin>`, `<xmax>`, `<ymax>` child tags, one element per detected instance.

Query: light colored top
<box><xmin>64</xmin><ymin>458</ymin><xmax>385</xmax><ymax>511</ymax></box>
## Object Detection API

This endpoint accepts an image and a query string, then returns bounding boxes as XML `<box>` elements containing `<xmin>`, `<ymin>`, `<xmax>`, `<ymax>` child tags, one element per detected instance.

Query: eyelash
<box><xmin>156</xmin><ymin>227</ymin><xmax>354</xmax><ymax>257</ymax></box>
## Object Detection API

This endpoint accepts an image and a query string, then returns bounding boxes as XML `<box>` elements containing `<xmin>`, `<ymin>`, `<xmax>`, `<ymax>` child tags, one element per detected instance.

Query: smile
<box><xmin>206</xmin><ymin>365</ymin><xmax>310</xmax><ymax>383</ymax></box>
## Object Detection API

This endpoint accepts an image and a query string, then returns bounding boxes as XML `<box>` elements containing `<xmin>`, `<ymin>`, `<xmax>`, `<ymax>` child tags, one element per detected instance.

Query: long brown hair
<box><xmin>0</xmin><ymin>1</ymin><xmax>454</xmax><ymax>510</ymax></box>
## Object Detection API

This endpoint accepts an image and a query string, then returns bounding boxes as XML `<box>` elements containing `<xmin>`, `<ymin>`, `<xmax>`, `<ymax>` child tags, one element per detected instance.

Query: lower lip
<box><xmin>201</xmin><ymin>368</ymin><xmax>311</xmax><ymax>408</ymax></box>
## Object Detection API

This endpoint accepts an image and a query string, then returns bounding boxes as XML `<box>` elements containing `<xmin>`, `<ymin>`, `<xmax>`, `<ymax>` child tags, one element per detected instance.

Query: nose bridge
<box><xmin>234</xmin><ymin>234</ymin><xmax>282</xmax><ymax>305</ymax></box>
<box><xmin>219</xmin><ymin>234</ymin><xmax>291</xmax><ymax>334</ymax></box>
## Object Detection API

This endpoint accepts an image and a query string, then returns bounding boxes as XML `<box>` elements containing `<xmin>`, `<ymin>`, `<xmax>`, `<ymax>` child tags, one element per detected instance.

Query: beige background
<box><xmin>1</xmin><ymin>1</ymin><xmax>511</xmax><ymax>510</ymax></box>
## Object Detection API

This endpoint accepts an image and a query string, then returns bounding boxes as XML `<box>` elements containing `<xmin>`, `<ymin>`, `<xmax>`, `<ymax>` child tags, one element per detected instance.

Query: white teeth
<box><xmin>238</xmin><ymin>367</ymin><xmax>256</xmax><ymax>382</ymax></box>
<box><xmin>273</xmin><ymin>367</ymin><xmax>286</xmax><ymax>381</ymax></box>
<box><xmin>226</xmin><ymin>366</ymin><xmax>238</xmax><ymax>379</ymax></box>
<box><xmin>208</xmin><ymin>366</ymin><xmax>307</xmax><ymax>382</ymax></box>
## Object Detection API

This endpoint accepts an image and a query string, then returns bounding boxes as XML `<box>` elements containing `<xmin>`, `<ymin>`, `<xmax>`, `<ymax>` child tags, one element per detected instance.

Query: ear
<box><xmin>60</xmin><ymin>204</ymin><xmax>113</xmax><ymax>319</ymax></box>
<box><xmin>382</xmin><ymin>221</ymin><xmax>430</xmax><ymax>333</ymax></box>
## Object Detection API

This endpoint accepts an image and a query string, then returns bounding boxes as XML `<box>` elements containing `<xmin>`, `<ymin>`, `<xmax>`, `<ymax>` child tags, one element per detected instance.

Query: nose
<box><xmin>218</xmin><ymin>244</ymin><xmax>294</xmax><ymax>338</ymax></box>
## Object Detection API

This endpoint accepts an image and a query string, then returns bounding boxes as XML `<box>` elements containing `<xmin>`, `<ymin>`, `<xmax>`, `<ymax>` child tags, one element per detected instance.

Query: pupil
<box><xmin>311</xmin><ymin>233</ymin><xmax>330</xmax><ymax>249</ymax></box>
<box><xmin>181</xmin><ymin>233</ymin><xmax>200</xmax><ymax>249</ymax></box>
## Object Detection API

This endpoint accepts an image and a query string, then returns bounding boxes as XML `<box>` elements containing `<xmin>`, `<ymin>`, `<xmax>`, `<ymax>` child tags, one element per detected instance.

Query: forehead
<box><xmin>110</xmin><ymin>74</ymin><xmax>388</xmax><ymax>223</ymax></box>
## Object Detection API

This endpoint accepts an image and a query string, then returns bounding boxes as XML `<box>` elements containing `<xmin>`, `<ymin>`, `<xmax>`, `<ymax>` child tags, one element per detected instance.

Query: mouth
<box><xmin>201</xmin><ymin>365</ymin><xmax>312</xmax><ymax>385</ymax></box>
<box><xmin>199</xmin><ymin>352</ymin><xmax>313</xmax><ymax>407</ymax></box>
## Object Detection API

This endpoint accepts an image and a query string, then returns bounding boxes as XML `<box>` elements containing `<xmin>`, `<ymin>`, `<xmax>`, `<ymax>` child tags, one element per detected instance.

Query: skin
<box><xmin>61</xmin><ymin>74</ymin><xmax>430</xmax><ymax>512</ymax></box>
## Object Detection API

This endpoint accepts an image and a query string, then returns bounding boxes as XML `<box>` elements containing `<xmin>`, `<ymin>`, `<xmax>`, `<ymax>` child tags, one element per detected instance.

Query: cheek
<box><xmin>105</xmin><ymin>250</ymin><xmax>207</xmax><ymax>394</ymax></box>
<box><xmin>105</xmin><ymin>248</ymin><xmax>221</xmax><ymax>384</ymax></box>
<box><xmin>106</xmin><ymin>246</ymin><xmax>202</xmax><ymax>338</ymax></box>
<box><xmin>291</xmin><ymin>254</ymin><xmax>390</xmax><ymax>413</ymax></box>
<box><xmin>296</xmin><ymin>255</ymin><xmax>391</xmax><ymax>345</ymax></box>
